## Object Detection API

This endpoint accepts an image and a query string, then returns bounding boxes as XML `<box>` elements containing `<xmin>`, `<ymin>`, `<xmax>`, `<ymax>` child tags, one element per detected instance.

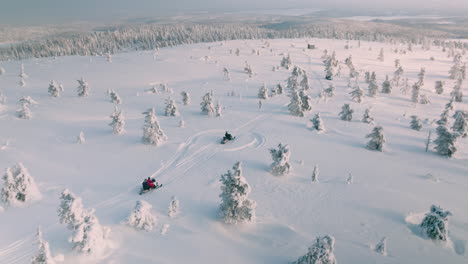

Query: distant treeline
<box><xmin>0</xmin><ymin>22</ymin><xmax>466</xmax><ymax>61</ymax></box>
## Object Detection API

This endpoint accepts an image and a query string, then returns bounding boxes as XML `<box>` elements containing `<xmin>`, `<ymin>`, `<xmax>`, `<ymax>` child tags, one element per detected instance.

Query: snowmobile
<box><xmin>221</xmin><ymin>131</ymin><xmax>235</xmax><ymax>144</ymax></box>
<box><xmin>139</xmin><ymin>177</ymin><xmax>163</xmax><ymax>195</ymax></box>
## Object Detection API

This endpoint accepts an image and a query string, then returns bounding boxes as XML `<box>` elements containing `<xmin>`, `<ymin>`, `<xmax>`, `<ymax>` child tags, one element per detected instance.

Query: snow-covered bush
<box><xmin>1</xmin><ymin>163</ymin><xmax>41</xmax><ymax>207</ymax></box>
<box><xmin>452</xmin><ymin>110</ymin><xmax>467</xmax><ymax>138</ymax></box>
<box><xmin>168</xmin><ymin>196</ymin><xmax>180</xmax><ymax>219</ymax></box>
<box><xmin>258</xmin><ymin>83</ymin><xmax>269</xmax><ymax>99</ymax></box>
<box><xmin>311</xmin><ymin>165</ymin><xmax>319</xmax><ymax>182</ymax></box>
<box><xmin>339</xmin><ymin>104</ymin><xmax>353</xmax><ymax>121</ymax></box>
<box><xmin>288</xmin><ymin>89</ymin><xmax>304</xmax><ymax>117</ymax></box>
<box><xmin>350</xmin><ymin>82</ymin><xmax>364</xmax><ymax>103</ymax></box>
<box><xmin>200</xmin><ymin>92</ymin><xmax>215</xmax><ymax>116</ymax></box>
<box><xmin>48</xmin><ymin>80</ymin><xmax>63</xmax><ymax>97</ymax></box>
<box><xmin>215</xmin><ymin>101</ymin><xmax>222</xmax><ymax>117</ymax></box>
<box><xmin>293</xmin><ymin>235</ymin><xmax>337</xmax><ymax>264</ymax></box>
<box><xmin>366</xmin><ymin>126</ymin><xmax>385</xmax><ymax>151</ymax></box>
<box><xmin>219</xmin><ymin>162</ymin><xmax>256</xmax><ymax>224</ymax></box>
<box><xmin>109</xmin><ymin>107</ymin><xmax>125</xmax><ymax>134</ymax></box>
<box><xmin>109</xmin><ymin>89</ymin><xmax>122</xmax><ymax>104</ymax></box>
<box><xmin>410</xmin><ymin>115</ymin><xmax>422</xmax><ymax>131</ymax></box>
<box><xmin>420</xmin><ymin>205</ymin><xmax>451</xmax><ymax>241</ymax></box>
<box><xmin>269</xmin><ymin>143</ymin><xmax>291</xmax><ymax>176</ymax></box>
<box><xmin>411</xmin><ymin>82</ymin><xmax>420</xmax><ymax>103</ymax></box>
<box><xmin>435</xmin><ymin>81</ymin><xmax>444</xmax><ymax>95</ymax></box>
<box><xmin>311</xmin><ymin>113</ymin><xmax>325</xmax><ymax>132</ymax></box>
<box><xmin>31</xmin><ymin>227</ymin><xmax>56</xmax><ymax>264</ymax></box>
<box><xmin>142</xmin><ymin>108</ymin><xmax>167</xmax><ymax>146</ymax></box>
<box><xmin>381</xmin><ymin>75</ymin><xmax>392</xmax><ymax>94</ymax></box>
<box><xmin>77</xmin><ymin>78</ymin><xmax>89</xmax><ymax>97</ymax></box>
<box><xmin>181</xmin><ymin>91</ymin><xmax>190</xmax><ymax>105</ymax></box>
<box><xmin>434</xmin><ymin>125</ymin><xmax>457</xmax><ymax>157</ymax></box>
<box><xmin>126</xmin><ymin>200</ymin><xmax>157</xmax><ymax>231</ymax></box>
<box><xmin>165</xmin><ymin>97</ymin><xmax>179</xmax><ymax>116</ymax></box>
<box><xmin>362</xmin><ymin>108</ymin><xmax>374</xmax><ymax>124</ymax></box>
<box><xmin>17</xmin><ymin>103</ymin><xmax>32</xmax><ymax>119</ymax></box>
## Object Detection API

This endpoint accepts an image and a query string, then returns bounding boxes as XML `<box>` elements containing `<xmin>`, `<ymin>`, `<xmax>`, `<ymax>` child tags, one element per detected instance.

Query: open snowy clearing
<box><xmin>0</xmin><ymin>37</ymin><xmax>467</xmax><ymax>263</ymax></box>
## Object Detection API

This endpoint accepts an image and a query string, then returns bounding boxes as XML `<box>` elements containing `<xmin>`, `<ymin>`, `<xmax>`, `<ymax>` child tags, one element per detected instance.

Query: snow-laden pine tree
<box><xmin>293</xmin><ymin>235</ymin><xmax>336</xmax><ymax>264</ymax></box>
<box><xmin>377</xmin><ymin>48</ymin><xmax>384</xmax><ymax>61</ymax></box>
<box><xmin>109</xmin><ymin>107</ymin><xmax>125</xmax><ymax>134</ymax></box>
<box><xmin>58</xmin><ymin>189</ymin><xmax>86</xmax><ymax>230</ymax></box>
<box><xmin>311</xmin><ymin>113</ymin><xmax>325</xmax><ymax>132</ymax></box>
<box><xmin>258</xmin><ymin>83</ymin><xmax>269</xmax><ymax>99</ymax></box>
<box><xmin>126</xmin><ymin>200</ymin><xmax>157</xmax><ymax>231</ymax></box>
<box><xmin>324</xmin><ymin>84</ymin><xmax>335</xmax><ymax>98</ymax></box>
<box><xmin>324</xmin><ymin>53</ymin><xmax>337</xmax><ymax>80</ymax></box>
<box><xmin>449</xmin><ymin>55</ymin><xmax>463</xmax><ymax>80</ymax></box>
<box><xmin>219</xmin><ymin>162</ymin><xmax>256</xmax><ymax>224</ymax></box>
<box><xmin>364</xmin><ymin>71</ymin><xmax>371</xmax><ymax>83</ymax></box>
<box><xmin>168</xmin><ymin>196</ymin><xmax>180</xmax><ymax>219</ymax></box>
<box><xmin>311</xmin><ymin>165</ymin><xmax>319</xmax><ymax>182</ymax></box>
<box><xmin>275</xmin><ymin>84</ymin><xmax>283</xmax><ymax>95</ymax></box>
<box><xmin>434</xmin><ymin>125</ymin><xmax>457</xmax><ymax>157</ymax></box>
<box><xmin>77</xmin><ymin>78</ymin><xmax>89</xmax><ymax>97</ymax></box>
<box><xmin>381</xmin><ymin>75</ymin><xmax>392</xmax><ymax>94</ymax></box>
<box><xmin>1</xmin><ymin>163</ymin><xmax>41</xmax><ymax>206</ymax></box>
<box><xmin>77</xmin><ymin>131</ymin><xmax>85</xmax><ymax>144</ymax></box>
<box><xmin>362</xmin><ymin>108</ymin><xmax>374</xmax><ymax>124</ymax></box>
<box><xmin>165</xmin><ymin>97</ymin><xmax>179</xmax><ymax>116</ymax></box>
<box><xmin>411</xmin><ymin>82</ymin><xmax>421</xmax><ymax>103</ymax></box>
<box><xmin>374</xmin><ymin>237</ymin><xmax>387</xmax><ymax>256</ymax></box>
<box><xmin>244</xmin><ymin>61</ymin><xmax>253</xmax><ymax>78</ymax></box>
<box><xmin>339</xmin><ymin>104</ymin><xmax>353</xmax><ymax>121</ymax></box>
<box><xmin>345</xmin><ymin>55</ymin><xmax>358</xmax><ymax>78</ymax></box>
<box><xmin>300</xmin><ymin>74</ymin><xmax>310</xmax><ymax>90</ymax></box>
<box><xmin>109</xmin><ymin>89</ymin><xmax>122</xmax><ymax>104</ymax></box>
<box><xmin>452</xmin><ymin>111</ymin><xmax>467</xmax><ymax>138</ymax></box>
<box><xmin>288</xmin><ymin>89</ymin><xmax>305</xmax><ymax>117</ymax></box>
<box><xmin>366</xmin><ymin>126</ymin><xmax>385</xmax><ymax>151</ymax></box>
<box><xmin>48</xmin><ymin>80</ymin><xmax>62</xmax><ymax>97</ymax></box>
<box><xmin>350</xmin><ymin>82</ymin><xmax>364</xmax><ymax>103</ymax></box>
<box><xmin>142</xmin><ymin>108</ymin><xmax>167</xmax><ymax>146</ymax></box>
<box><xmin>200</xmin><ymin>92</ymin><xmax>215</xmax><ymax>116</ymax></box>
<box><xmin>269</xmin><ymin>143</ymin><xmax>291</xmax><ymax>176</ymax></box>
<box><xmin>410</xmin><ymin>115</ymin><xmax>422</xmax><ymax>131</ymax></box>
<box><xmin>223</xmin><ymin>67</ymin><xmax>231</xmax><ymax>81</ymax></box>
<box><xmin>299</xmin><ymin>89</ymin><xmax>312</xmax><ymax>112</ymax></box>
<box><xmin>280</xmin><ymin>54</ymin><xmax>292</xmax><ymax>70</ymax></box>
<box><xmin>420</xmin><ymin>205</ymin><xmax>451</xmax><ymax>241</ymax></box>
<box><xmin>417</xmin><ymin>68</ymin><xmax>426</xmax><ymax>87</ymax></box>
<box><xmin>393</xmin><ymin>65</ymin><xmax>404</xmax><ymax>87</ymax></box>
<box><xmin>215</xmin><ymin>101</ymin><xmax>222</xmax><ymax>117</ymax></box>
<box><xmin>435</xmin><ymin>81</ymin><xmax>444</xmax><ymax>95</ymax></box>
<box><xmin>181</xmin><ymin>91</ymin><xmax>190</xmax><ymax>105</ymax></box>
<box><xmin>31</xmin><ymin>227</ymin><xmax>56</xmax><ymax>264</ymax></box>
<box><xmin>450</xmin><ymin>78</ymin><xmax>463</xmax><ymax>102</ymax></box>
<box><xmin>17</xmin><ymin>103</ymin><xmax>32</xmax><ymax>119</ymax></box>
<box><xmin>19</xmin><ymin>63</ymin><xmax>28</xmax><ymax>78</ymax></box>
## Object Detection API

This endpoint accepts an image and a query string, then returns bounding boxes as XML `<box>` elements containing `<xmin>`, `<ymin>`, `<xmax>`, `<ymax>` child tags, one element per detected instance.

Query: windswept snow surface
<box><xmin>0</xmin><ymin>38</ymin><xmax>467</xmax><ymax>263</ymax></box>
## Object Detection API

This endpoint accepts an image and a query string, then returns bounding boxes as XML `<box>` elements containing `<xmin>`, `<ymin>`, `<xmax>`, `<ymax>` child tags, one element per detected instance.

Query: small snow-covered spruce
<box><xmin>164</xmin><ymin>97</ymin><xmax>179</xmax><ymax>117</ymax></box>
<box><xmin>324</xmin><ymin>84</ymin><xmax>335</xmax><ymax>98</ymax></box>
<box><xmin>280</xmin><ymin>54</ymin><xmax>292</xmax><ymax>69</ymax></box>
<box><xmin>324</xmin><ymin>53</ymin><xmax>337</xmax><ymax>80</ymax></box>
<box><xmin>275</xmin><ymin>83</ymin><xmax>283</xmax><ymax>95</ymax></box>
<box><xmin>300</xmin><ymin>90</ymin><xmax>312</xmax><ymax>112</ymax></box>
<box><xmin>58</xmin><ymin>189</ymin><xmax>86</xmax><ymax>230</ymax></box>
<box><xmin>258</xmin><ymin>83</ymin><xmax>269</xmax><ymax>99</ymax></box>
<box><xmin>362</xmin><ymin>108</ymin><xmax>374</xmax><ymax>124</ymax></box>
<box><xmin>393</xmin><ymin>65</ymin><xmax>404</xmax><ymax>87</ymax></box>
<box><xmin>19</xmin><ymin>63</ymin><xmax>28</xmax><ymax>78</ymax></box>
<box><xmin>293</xmin><ymin>235</ymin><xmax>336</xmax><ymax>264</ymax></box>
<box><xmin>168</xmin><ymin>196</ymin><xmax>180</xmax><ymax>219</ymax></box>
<box><xmin>181</xmin><ymin>91</ymin><xmax>190</xmax><ymax>105</ymax></box>
<box><xmin>31</xmin><ymin>227</ymin><xmax>56</xmax><ymax>264</ymax></box>
<box><xmin>420</xmin><ymin>205</ymin><xmax>452</xmax><ymax>241</ymax></box>
<box><xmin>344</xmin><ymin>55</ymin><xmax>358</xmax><ymax>78</ymax></box>
<box><xmin>374</xmin><ymin>237</ymin><xmax>387</xmax><ymax>256</ymax></box>
<box><xmin>109</xmin><ymin>89</ymin><xmax>122</xmax><ymax>104</ymax></box>
<box><xmin>435</xmin><ymin>81</ymin><xmax>444</xmax><ymax>94</ymax></box>
<box><xmin>269</xmin><ymin>143</ymin><xmax>292</xmax><ymax>176</ymax></box>
<box><xmin>311</xmin><ymin>113</ymin><xmax>325</xmax><ymax>132</ymax></box>
<box><xmin>433</xmin><ymin>125</ymin><xmax>457</xmax><ymax>157</ymax></box>
<box><xmin>17</xmin><ymin>103</ymin><xmax>32</xmax><ymax>119</ymax></box>
<box><xmin>366</xmin><ymin>126</ymin><xmax>386</xmax><ymax>151</ymax></box>
<box><xmin>311</xmin><ymin>165</ymin><xmax>319</xmax><ymax>182</ymax></box>
<box><xmin>200</xmin><ymin>92</ymin><xmax>215</xmax><ymax>116</ymax></box>
<box><xmin>215</xmin><ymin>101</ymin><xmax>222</xmax><ymax>117</ymax></box>
<box><xmin>288</xmin><ymin>89</ymin><xmax>305</xmax><ymax>117</ymax></box>
<box><xmin>300</xmin><ymin>74</ymin><xmax>310</xmax><ymax>90</ymax></box>
<box><xmin>417</xmin><ymin>68</ymin><xmax>426</xmax><ymax>87</ymax></box>
<box><xmin>350</xmin><ymin>82</ymin><xmax>364</xmax><ymax>103</ymax></box>
<box><xmin>401</xmin><ymin>78</ymin><xmax>410</xmax><ymax>94</ymax></box>
<box><xmin>219</xmin><ymin>162</ymin><xmax>256</xmax><ymax>224</ymax></box>
<box><xmin>223</xmin><ymin>67</ymin><xmax>231</xmax><ymax>81</ymax></box>
<box><xmin>109</xmin><ymin>107</ymin><xmax>125</xmax><ymax>134</ymax></box>
<box><xmin>339</xmin><ymin>104</ymin><xmax>353</xmax><ymax>121</ymax></box>
<box><xmin>450</xmin><ymin>78</ymin><xmax>463</xmax><ymax>102</ymax></box>
<box><xmin>76</xmin><ymin>78</ymin><xmax>89</xmax><ymax>97</ymax></box>
<box><xmin>411</xmin><ymin>82</ymin><xmax>421</xmax><ymax>103</ymax></box>
<box><xmin>126</xmin><ymin>200</ymin><xmax>157</xmax><ymax>232</ymax></box>
<box><xmin>244</xmin><ymin>61</ymin><xmax>253</xmax><ymax>78</ymax></box>
<box><xmin>410</xmin><ymin>115</ymin><xmax>422</xmax><ymax>131</ymax></box>
<box><xmin>368</xmin><ymin>77</ymin><xmax>378</xmax><ymax>97</ymax></box>
<box><xmin>452</xmin><ymin>111</ymin><xmax>467</xmax><ymax>138</ymax></box>
<box><xmin>377</xmin><ymin>48</ymin><xmax>384</xmax><ymax>61</ymax></box>
<box><xmin>71</xmin><ymin>210</ymin><xmax>109</xmax><ymax>254</ymax></box>
<box><xmin>142</xmin><ymin>108</ymin><xmax>167</xmax><ymax>146</ymax></box>
<box><xmin>77</xmin><ymin>131</ymin><xmax>85</xmax><ymax>144</ymax></box>
<box><xmin>1</xmin><ymin>163</ymin><xmax>41</xmax><ymax>206</ymax></box>
<box><xmin>381</xmin><ymin>75</ymin><xmax>392</xmax><ymax>94</ymax></box>
<box><xmin>48</xmin><ymin>80</ymin><xmax>62</xmax><ymax>97</ymax></box>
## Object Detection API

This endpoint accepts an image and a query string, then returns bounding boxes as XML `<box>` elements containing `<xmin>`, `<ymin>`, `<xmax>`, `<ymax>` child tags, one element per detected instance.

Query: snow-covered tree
<box><xmin>288</xmin><ymin>89</ymin><xmax>304</xmax><ymax>117</ymax></box>
<box><xmin>126</xmin><ymin>200</ymin><xmax>157</xmax><ymax>231</ymax></box>
<box><xmin>142</xmin><ymin>108</ymin><xmax>167</xmax><ymax>146</ymax></box>
<box><xmin>362</xmin><ymin>108</ymin><xmax>374</xmax><ymax>124</ymax></box>
<box><xmin>368</xmin><ymin>74</ymin><xmax>378</xmax><ymax>97</ymax></box>
<box><xmin>366</xmin><ymin>126</ymin><xmax>385</xmax><ymax>151</ymax></box>
<box><xmin>215</xmin><ymin>101</ymin><xmax>222</xmax><ymax>117</ymax></box>
<box><xmin>450</xmin><ymin>78</ymin><xmax>463</xmax><ymax>102</ymax></box>
<box><xmin>109</xmin><ymin>107</ymin><xmax>125</xmax><ymax>134</ymax></box>
<box><xmin>165</xmin><ymin>97</ymin><xmax>179</xmax><ymax>116</ymax></box>
<box><xmin>311</xmin><ymin>113</ymin><xmax>325</xmax><ymax>132</ymax></box>
<box><xmin>19</xmin><ymin>63</ymin><xmax>28</xmax><ymax>78</ymax></box>
<box><xmin>109</xmin><ymin>89</ymin><xmax>121</xmax><ymax>104</ymax></box>
<box><xmin>420</xmin><ymin>205</ymin><xmax>451</xmax><ymax>241</ymax></box>
<box><xmin>449</xmin><ymin>55</ymin><xmax>463</xmax><ymax>80</ymax></box>
<box><xmin>77</xmin><ymin>131</ymin><xmax>85</xmax><ymax>144</ymax></box>
<box><xmin>244</xmin><ymin>61</ymin><xmax>253</xmax><ymax>78</ymax></box>
<box><xmin>381</xmin><ymin>75</ymin><xmax>392</xmax><ymax>94</ymax></box>
<box><xmin>300</xmin><ymin>89</ymin><xmax>312</xmax><ymax>112</ymax></box>
<box><xmin>275</xmin><ymin>84</ymin><xmax>283</xmax><ymax>95</ymax></box>
<box><xmin>411</xmin><ymin>82</ymin><xmax>421</xmax><ymax>103</ymax></box>
<box><xmin>350</xmin><ymin>82</ymin><xmax>364</xmax><ymax>103</ymax></box>
<box><xmin>434</xmin><ymin>125</ymin><xmax>457</xmax><ymax>157</ymax></box>
<box><xmin>17</xmin><ymin>103</ymin><xmax>32</xmax><ymax>119</ymax></box>
<box><xmin>311</xmin><ymin>165</ymin><xmax>319</xmax><ymax>182</ymax></box>
<box><xmin>200</xmin><ymin>92</ymin><xmax>215</xmax><ymax>116</ymax></box>
<box><xmin>258</xmin><ymin>83</ymin><xmax>269</xmax><ymax>99</ymax></box>
<box><xmin>269</xmin><ymin>143</ymin><xmax>291</xmax><ymax>176</ymax></box>
<box><xmin>401</xmin><ymin>78</ymin><xmax>410</xmax><ymax>94</ymax></box>
<box><xmin>417</xmin><ymin>68</ymin><xmax>426</xmax><ymax>87</ymax></box>
<box><xmin>181</xmin><ymin>91</ymin><xmax>190</xmax><ymax>105</ymax></box>
<box><xmin>58</xmin><ymin>189</ymin><xmax>86</xmax><ymax>230</ymax></box>
<box><xmin>223</xmin><ymin>67</ymin><xmax>231</xmax><ymax>81</ymax></box>
<box><xmin>410</xmin><ymin>115</ymin><xmax>422</xmax><ymax>131</ymax></box>
<box><xmin>452</xmin><ymin>111</ymin><xmax>467</xmax><ymax>138</ymax></box>
<box><xmin>324</xmin><ymin>52</ymin><xmax>337</xmax><ymax>80</ymax></box>
<box><xmin>168</xmin><ymin>196</ymin><xmax>180</xmax><ymax>219</ymax></box>
<box><xmin>77</xmin><ymin>78</ymin><xmax>89</xmax><ymax>97</ymax></box>
<box><xmin>31</xmin><ymin>227</ymin><xmax>56</xmax><ymax>264</ymax></box>
<box><xmin>219</xmin><ymin>162</ymin><xmax>256</xmax><ymax>224</ymax></box>
<box><xmin>377</xmin><ymin>48</ymin><xmax>384</xmax><ymax>61</ymax></box>
<box><xmin>300</xmin><ymin>74</ymin><xmax>310</xmax><ymax>91</ymax></box>
<box><xmin>374</xmin><ymin>237</ymin><xmax>387</xmax><ymax>256</ymax></box>
<box><xmin>280</xmin><ymin>54</ymin><xmax>292</xmax><ymax>70</ymax></box>
<box><xmin>48</xmin><ymin>80</ymin><xmax>62</xmax><ymax>97</ymax></box>
<box><xmin>324</xmin><ymin>84</ymin><xmax>335</xmax><ymax>98</ymax></box>
<box><xmin>293</xmin><ymin>235</ymin><xmax>337</xmax><ymax>264</ymax></box>
<box><xmin>345</xmin><ymin>55</ymin><xmax>358</xmax><ymax>78</ymax></box>
<box><xmin>435</xmin><ymin>81</ymin><xmax>444</xmax><ymax>95</ymax></box>
<box><xmin>393</xmin><ymin>65</ymin><xmax>404</xmax><ymax>87</ymax></box>
<box><xmin>419</xmin><ymin>94</ymin><xmax>430</xmax><ymax>104</ymax></box>
<box><xmin>1</xmin><ymin>163</ymin><xmax>41</xmax><ymax>206</ymax></box>
<box><xmin>339</xmin><ymin>104</ymin><xmax>353</xmax><ymax>121</ymax></box>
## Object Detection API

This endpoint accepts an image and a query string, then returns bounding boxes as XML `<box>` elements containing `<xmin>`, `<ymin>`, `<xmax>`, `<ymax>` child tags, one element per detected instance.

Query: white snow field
<box><xmin>0</xmin><ymin>38</ymin><xmax>467</xmax><ymax>263</ymax></box>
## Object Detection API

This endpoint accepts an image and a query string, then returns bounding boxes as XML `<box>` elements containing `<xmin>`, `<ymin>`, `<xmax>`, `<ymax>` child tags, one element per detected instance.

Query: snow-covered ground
<box><xmin>0</xmin><ymin>38</ymin><xmax>467</xmax><ymax>263</ymax></box>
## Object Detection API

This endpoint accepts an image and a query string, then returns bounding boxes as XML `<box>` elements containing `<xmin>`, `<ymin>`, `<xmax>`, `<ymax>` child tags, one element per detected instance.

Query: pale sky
<box><xmin>0</xmin><ymin>0</ymin><xmax>467</xmax><ymax>25</ymax></box>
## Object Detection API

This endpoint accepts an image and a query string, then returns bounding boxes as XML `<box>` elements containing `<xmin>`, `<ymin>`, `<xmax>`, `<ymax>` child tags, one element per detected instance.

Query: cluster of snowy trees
<box><xmin>287</xmin><ymin>67</ymin><xmax>312</xmax><ymax>117</ymax></box>
<box><xmin>1</xmin><ymin>163</ymin><xmax>41</xmax><ymax>207</ymax></box>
